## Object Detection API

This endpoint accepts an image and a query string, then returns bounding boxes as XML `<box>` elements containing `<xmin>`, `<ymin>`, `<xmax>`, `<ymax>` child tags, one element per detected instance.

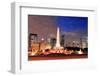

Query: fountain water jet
<box><xmin>54</xmin><ymin>27</ymin><xmax>63</xmax><ymax>50</ymax></box>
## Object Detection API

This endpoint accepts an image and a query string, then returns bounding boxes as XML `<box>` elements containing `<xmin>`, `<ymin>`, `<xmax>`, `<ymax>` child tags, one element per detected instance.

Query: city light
<box><xmin>28</xmin><ymin>15</ymin><xmax>88</xmax><ymax>60</ymax></box>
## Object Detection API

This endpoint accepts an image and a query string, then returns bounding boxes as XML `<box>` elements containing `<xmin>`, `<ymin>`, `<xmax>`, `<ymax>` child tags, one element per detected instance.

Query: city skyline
<box><xmin>28</xmin><ymin>15</ymin><xmax>88</xmax><ymax>47</ymax></box>
<box><xmin>28</xmin><ymin>15</ymin><xmax>88</xmax><ymax>60</ymax></box>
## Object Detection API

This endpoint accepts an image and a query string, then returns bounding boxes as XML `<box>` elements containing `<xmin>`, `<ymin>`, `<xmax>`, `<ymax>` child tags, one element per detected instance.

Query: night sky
<box><xmin>28</xmin><ymin>15</ymin><xmax>88</xmax><ymax>43</ymax></box>
<box><xmin>55</xmin><ymin>16</ymin><xmax>88</xmax><ymax>37</ymax></box>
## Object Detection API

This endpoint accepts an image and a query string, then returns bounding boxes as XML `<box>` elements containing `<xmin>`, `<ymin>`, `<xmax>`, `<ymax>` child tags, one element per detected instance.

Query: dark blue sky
<box><xmin>29</xmin><ymin>15</ymin><xmax>88</xmax><ymax>39</ymax></box>
<box><xmin>55</xmin><ymin>16</ymin><xmax>88</xmax><ymax>36</ymax></box>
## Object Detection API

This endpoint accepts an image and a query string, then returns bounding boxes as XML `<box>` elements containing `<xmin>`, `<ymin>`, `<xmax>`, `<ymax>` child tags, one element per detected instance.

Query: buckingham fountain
<box><xmin>53</xmin><ymin>27</ymin><xmax>83</xmax><ymax>54</ymax></box>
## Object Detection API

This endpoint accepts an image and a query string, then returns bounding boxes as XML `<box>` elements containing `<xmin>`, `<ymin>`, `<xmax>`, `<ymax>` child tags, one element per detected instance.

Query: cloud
<box><xmin>61</xmin><ymin>31</ymin><xmax>77</xmax><ymax>36</ymax></box>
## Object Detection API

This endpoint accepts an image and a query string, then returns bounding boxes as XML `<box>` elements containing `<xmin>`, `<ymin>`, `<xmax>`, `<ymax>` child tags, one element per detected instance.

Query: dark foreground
<box><xmin>28</xmin><ymin>53</ymin><xmax>88</xmax><ymax>61</ymax></box>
